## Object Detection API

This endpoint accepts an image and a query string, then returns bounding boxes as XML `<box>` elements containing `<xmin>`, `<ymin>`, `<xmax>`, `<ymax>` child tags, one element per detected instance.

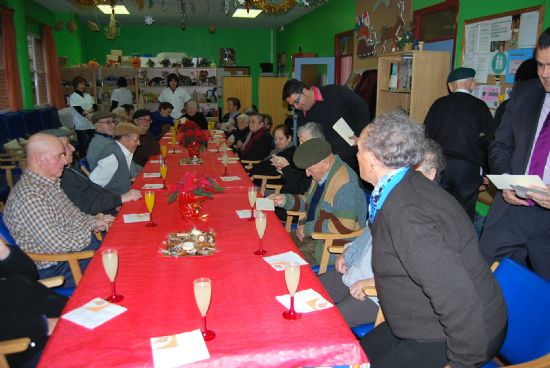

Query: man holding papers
<box><xmin>282</xmin><ymin>79</ymin><xmax>370</xmax><ymax>172</ymax></box>
<box><xmin>479</xmin><ymin>27</ymin><xmax>550</xmax><ymax>280</ymax></box>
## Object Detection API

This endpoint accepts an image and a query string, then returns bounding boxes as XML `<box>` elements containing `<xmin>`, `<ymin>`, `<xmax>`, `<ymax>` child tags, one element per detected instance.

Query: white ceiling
<box><xmin>34</xmin><ymin>0</ymin><xmax>326</xmax><ymax>29</ymax></box>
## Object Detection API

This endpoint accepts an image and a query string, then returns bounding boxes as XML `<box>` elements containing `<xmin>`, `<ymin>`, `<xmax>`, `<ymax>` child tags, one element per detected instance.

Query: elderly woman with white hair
<box><xmin>357</xmin><ymin>112</ymin><xmax>507</xmax><ymax>368</ymax></box>
<box><xmin>182</xmin><ymin>99</ymin><xmax>208</xmax><ymax>130</ymax></box>
<box><xmin>227</xmin><ymin>113</ymin><xmax>250</xmax><ymax>149</ymax></box>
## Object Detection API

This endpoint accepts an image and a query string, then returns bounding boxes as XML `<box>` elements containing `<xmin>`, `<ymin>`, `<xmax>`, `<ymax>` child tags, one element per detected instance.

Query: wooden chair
<box><xmin>0</xmin><ymin>276</ymin><xmax>64</xmax><ymax>368</ymax></box>
<box><xmin>240</xmin><ymin>160</ymin><xmax>261</xmax><ymax>172</ymax></box>
<box><xmin>251</xmin><ymin>174</ymin><xmax>282</xmax><ymax>195</ymax></box>
<box><xmin>27</xmin><ymin>250</ymin><xmax>95</xmax><ymax>286</ymax></box>
<box><xmin>311</xmin><ymin>229</ymin><xmax>364</xmax><ymax>275</ymax></box>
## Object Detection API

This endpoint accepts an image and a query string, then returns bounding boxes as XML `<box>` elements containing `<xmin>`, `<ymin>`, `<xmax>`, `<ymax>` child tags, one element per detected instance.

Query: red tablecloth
<box><xmin>39</xmin><ymin>139</ymin><xmax>367</xmax><ymax>367</ymax></box>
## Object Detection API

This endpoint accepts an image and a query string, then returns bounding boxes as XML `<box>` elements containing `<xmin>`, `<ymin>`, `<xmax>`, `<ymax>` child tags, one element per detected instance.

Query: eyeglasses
<box><xmin>289</xmin><ymin>93</ymin><xmax>302</xmax><ymax>107</ymax></box>
<box><xmin>124</xmin><ymin>136</ymin><xmax>140</xmax><ymax>142</ymax></box>
<box><xmin>100</xmin><ymin>120</ymin><xmax>116</xmax><ymax>125</ymax></box>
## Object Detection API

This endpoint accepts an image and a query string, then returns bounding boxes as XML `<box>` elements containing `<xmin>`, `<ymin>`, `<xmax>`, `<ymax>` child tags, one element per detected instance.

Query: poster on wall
<box><xmin>518</xmin><ymin>11</ymin><xmax>539</xmax><ymax>48</ymax></box>
<box><xmin>506</xmin><ymin>48</ymin><xmax>534</xmax><ymax>83</ymax></box>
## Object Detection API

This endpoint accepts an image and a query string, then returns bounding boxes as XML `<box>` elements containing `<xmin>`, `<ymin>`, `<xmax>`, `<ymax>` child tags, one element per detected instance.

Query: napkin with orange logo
<box><xmin>276</xmin><ymin>289</ymin><xmax>334</xmax><ymax>313</ymax></box>
<box><xmin>150</xmin><ymin>329</ymin><xmax>210</xmax><ymax>368</ymax></box>
<box><xmin>263</xmin><ymin>251</ymin><xmax>308</xmax><ymax>271</ymax></box>
<box><xmin>61</xmin><ymin>298</ymin><xmax>127</xmax><ymax>329</ymax></box>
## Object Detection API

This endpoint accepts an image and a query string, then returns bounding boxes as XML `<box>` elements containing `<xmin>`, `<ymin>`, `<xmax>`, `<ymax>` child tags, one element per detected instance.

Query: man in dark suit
<box><xmin>424</xmin><ymin>67</ymin><xmax>495</xmax><ymax>220</ymax></box>
<box><xmin>282</xmin><ymin>79</ymin><xmax>370</xmax><ymax>173</ymax></box>
<box><xmin>479</xmin><ymin>27</ymin><xmax>550</xmax><ymax>280</ymax></box>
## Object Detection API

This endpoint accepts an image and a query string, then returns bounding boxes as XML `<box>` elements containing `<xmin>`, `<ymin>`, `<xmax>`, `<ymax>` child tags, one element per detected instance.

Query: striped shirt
<box><xmin>4</xmin><ymin>170</ymin><xmax>97</xmax><ymax>269</ymax></box>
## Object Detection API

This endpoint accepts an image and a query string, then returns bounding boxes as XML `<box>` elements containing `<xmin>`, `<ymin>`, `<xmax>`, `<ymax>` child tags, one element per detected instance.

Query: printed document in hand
<box><xmin>332</xmin><ymin>117</ymin><xmax>355</xmax><ymax>146</ymax></box>
<box><xmin>487</xmin><ymin>175</ymin><xmax>547</xmax><ymax>198</ymax></box>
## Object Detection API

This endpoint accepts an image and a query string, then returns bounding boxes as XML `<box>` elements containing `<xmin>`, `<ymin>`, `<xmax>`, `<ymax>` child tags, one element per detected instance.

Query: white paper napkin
<box><xmin>150</xmin><ymin>160</ymin><xmax>163</xmax><ymax>164</ymax></box>
<box><xmin>220</xmin><ymin>176</ymin><xmax>241</xmax><ymax>181</ymax></box>
<box><xmin>62</xmin><ymin>298</ymin><xmax>127</xmax><ymax>329</ymax></box>
<box><xmin>255</xmin><ymin>198</ymin><xmax>275</xmax><ymax>211</ymax></box>
<box><xmin>263</xmin><ymin>251</ymin><xmax>309</xmax><ymax>270</ymax></box>
<box><xmin>161</xmin><ymin>136</ymin><xmax>172</xmax><ymax>140</ymax></box>
<box><xmin>235</xmin><ymin>209</ymin><xmax>252</xmax><ymax>219</ymax></box>
<box><xmin>173</xmin><ymin>149</ymin><xmax>182</xmax><ymax>153</ymax></box>
<box><xmin>123</xmin><ymin>213</ymin><xmax>151</xmax><ymax>223</ymax></box>
<box><xmin>150</xmin><ymin>329</ymin><xmax>210</xmax><ymax>368</ymax></box>
<box><xmin>207</xmin><ymin>149</ymin><xmax>218</xmax><ymax>152</ymax></box>
<box><xmin>276</xmin><ymin>288</ymin><xmax>334</xmax><ymax>313</ymax></box>
<box><xmin>217</xmin><ymin>157</ymin><xmax>239</xmax><ymax>162</ymax></box>
<box><xmin>143</xmin><ymin>173</ymin><xmax>161</xmax><ymax>178</ymax></box>
<box><xmin>142</xmin><ymin>184</ymin><xmax>164</xmax><ymax>190</ymax></box>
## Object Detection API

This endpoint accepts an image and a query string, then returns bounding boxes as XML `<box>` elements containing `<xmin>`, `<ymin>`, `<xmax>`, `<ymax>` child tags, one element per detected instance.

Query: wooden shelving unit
<box><xmin>376</xmin><ymin>50</ymin><xmax>450</xmax><ymax>123</ymax></box>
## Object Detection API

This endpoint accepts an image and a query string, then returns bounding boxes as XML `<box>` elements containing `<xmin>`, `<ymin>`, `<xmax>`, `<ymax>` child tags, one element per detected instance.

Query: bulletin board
<box><xmin>461</xmin><ymin>6</ymin><xmax>544</xmax><ymax>110</ymax></box>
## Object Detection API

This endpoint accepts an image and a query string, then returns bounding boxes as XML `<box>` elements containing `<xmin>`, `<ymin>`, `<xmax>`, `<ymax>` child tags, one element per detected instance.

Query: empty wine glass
<box><xmin>282</xmin><ymin>262</ymin><xmax>301</xmax><ymax>320</ymax></box>
<box><xmin>247</xmin><ymin>186</ymin><xmax>257</xmax><ymax>221</ymax></box>
<box><xmin>194</xmin><ymin>278</ymin><xmax>216</xmax><ymax>341</ymax></box>
<box><xmin>254</xmin><ymin>210</ymin><xmax>267</xmax><ymax>255</ymax></box>
<box><xmin>102</xmin><ymin>249</ymin><xmax>123</xmax><ymax>303</ymax></box>
<box><xmin>144</xmin><ymin>191</ymin><xmax>157</xmax><ymax>227</ymax></box>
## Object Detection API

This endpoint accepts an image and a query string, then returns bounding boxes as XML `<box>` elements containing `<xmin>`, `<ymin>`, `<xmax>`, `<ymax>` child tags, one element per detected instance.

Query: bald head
<box><xmin>27</xmin><ymin>133</ymin><xmax>68</xmax><ymax>179</ymax></box>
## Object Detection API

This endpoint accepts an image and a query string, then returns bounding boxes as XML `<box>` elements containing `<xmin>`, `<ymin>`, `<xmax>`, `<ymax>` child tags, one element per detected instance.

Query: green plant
<box><xmin>395</xmin><ymin>28</ymin><xmax>415</xmax><ymax>49</ymax></box>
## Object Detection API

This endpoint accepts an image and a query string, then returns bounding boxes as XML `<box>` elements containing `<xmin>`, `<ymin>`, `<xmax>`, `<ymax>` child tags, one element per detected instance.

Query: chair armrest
<box><xmin>311</xmin><ymin>229</ymin><xmax>364</xmax><ymax>275</ymax></box>
<box><xmin>0</xmin><ymin>338</ymin><xmax>30</xmax><ymax>355</ymax></box>
<box><xmin>362</xmin><ymin>285</ymin><xmax>377</xmax><ymax>297</ymax></box>
<box><xmin>266</xmin><ymin>183</ymin><xmax>282</xmax><ymax>194</ymax></box>
<box><xmin>28</xmin><ymin>250</ymin><xmax>95</xmax><ymax>286</ymax></box>
<box><xmin>285</xmin><ymin>210</ymin><xmax>306</xmax><ymax>232</ymax></box>
<box><xmin>39</xmin><ymin>276</ymin><xmax>65</xmax><ymax>288</ymax></box>
<box><xmin>311</xmin><ymin>229</ymin><xmax>364</xmax><ymax>241</ymax></box>
<box><xmin>251</xmin><ymin>174</ymin><xmax>282</xmax><ymax>195</ymax></box>
<box><xmin>241</xmin><ymin>160</ymin><xmax>261</xmax><ymax>171</ymax></box>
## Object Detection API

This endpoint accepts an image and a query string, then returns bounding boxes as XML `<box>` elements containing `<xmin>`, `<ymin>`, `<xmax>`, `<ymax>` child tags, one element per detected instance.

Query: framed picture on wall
<box><xmin>219</xmin><ymin>48</ymin><xmax>236</xmax><ymax>66</ymax></box>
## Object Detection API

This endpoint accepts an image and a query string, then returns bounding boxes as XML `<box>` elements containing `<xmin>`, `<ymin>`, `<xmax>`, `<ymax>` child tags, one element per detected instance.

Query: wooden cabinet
<box><xmin>258</xmin><ymin>76</ymin><xmax>288</xmax><ymax>129</ymax></box>
<box><xmin>223</xmin><ymin>76</ymin><xmax>252</xmax><ymax>113</ymax></box>
<box><xmin>376</xmin><ymin>50</ymin><xmax>450</xmax><ymax>123</ymax></box>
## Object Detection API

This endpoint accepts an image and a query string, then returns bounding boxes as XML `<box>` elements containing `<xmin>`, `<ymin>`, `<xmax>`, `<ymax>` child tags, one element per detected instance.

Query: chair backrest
<box><xmin>494</xmin><ymin>258</ymin><xmax>550</xmax><ymax>364</ymax></box>
<box><xmin>0</xmin><ymin>112</ymin><xmax>26</xmax><ymax>140</ymax></box>
<box><xmin>37</xmin><ymin>107</ymin><xmax>62</xmax><ymax>130</ymax></box>
<box><xmin>19</xmin><ymin>110</ymin><xmax>42</xmax><ymax>136</ymax></box>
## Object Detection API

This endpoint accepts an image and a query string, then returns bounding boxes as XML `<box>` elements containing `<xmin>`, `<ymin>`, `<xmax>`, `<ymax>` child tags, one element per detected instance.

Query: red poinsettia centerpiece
<box><xmin>167</xmin><ymin>171</ymin><xmax>223</xmax><ymax>204</ymax></box>
<box><xmin>181</xmin><ymin>120</ymin><xmax>209</xmax><ymax>150</ymax></box>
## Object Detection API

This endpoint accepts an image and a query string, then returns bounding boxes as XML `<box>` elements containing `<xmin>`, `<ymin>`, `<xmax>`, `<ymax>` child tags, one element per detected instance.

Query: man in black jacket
<box><xmin>424</xmin><ymin>67</ymin><xmax>495</xmax><ymax>220</ymax></box>
<box><xmin>43</xmin><ymin>129</ymin><xmax>142</xmax><ymax>215</ymax></box>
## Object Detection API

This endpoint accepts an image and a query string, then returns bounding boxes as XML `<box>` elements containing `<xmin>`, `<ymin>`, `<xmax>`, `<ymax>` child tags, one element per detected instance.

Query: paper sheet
<box><xmin>332</xmin><ymin>118</ymin><xmax>355</xmax><ymax>146</ymax></box>
<box><xmin>143</xmin><ymin>173</ymin><xmax>161</xmax><ymax>178</ymax></box>
<box><xmin>142</xmin><ymin>184</ymin><xmax>165</xmax><ymax>190</ymax></box>
<box><xmin>235</xmin><ymin>209</ymin><xmax>252</xmax><ymax>219</ymax></box>
<box><xmin>487</xmin><ymin>174</ymin><xmax>546</xmax><ymax>190</ymax></box>
<box><xmin>263</xmin><ymin>251</ymin><xmax>309</xmax><ymax>271</ymax></box>
<box><xmin>220</xmin><ymin>176</ymin><xmax>241</xmax><ymax>182</ymax></box>
<box><xmin>276</xmin><ymin>288</ymin><xmax>333</xmax><ymax>313</ymax></box>
<box><xmin>123</xmin><ymin>213</ymin><xmax>151</xmax><ymax>223</ymax></box>
<box><xmin>62</xmin><ymin>298</ymin><xmax>127</xmax><ymax>329</ymax></box>
<box><xmin>255</xmin><ymin>198</ymin><xmax>275</xmax><ymax>211</ymax></box>
<box><xmin>150</xmin><ymin>329</ymin><xmax>210</xmax><ymax>368</ymax></box>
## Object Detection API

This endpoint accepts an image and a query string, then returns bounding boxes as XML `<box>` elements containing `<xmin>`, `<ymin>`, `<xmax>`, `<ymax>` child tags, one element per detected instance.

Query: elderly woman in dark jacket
<box><xmin>249</xmin><ymin>124</ymin><xmax>295</xmax><ymax>183</ymax></box>
<box><xmin>238</xmin><ymin>113</ymin><xmax>272</xmax><ymax>161</ymax></box>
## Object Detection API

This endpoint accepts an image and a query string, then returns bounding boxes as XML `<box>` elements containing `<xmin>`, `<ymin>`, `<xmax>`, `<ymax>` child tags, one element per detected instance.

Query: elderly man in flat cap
<box><xmin>269</xmin><ymin>138</ymin><xmax>366</xmax><ymax>264</ymax></box>
<box><xmin>89</xmin><ymin>123</ymin><xmax>145</xmax><ymax>195</ymax></box>
<box><xmin>86</xmin><ymin>111</ymin><xmax>117</xmax><ymax>169</ymax></box>
<box><xmin>132</xmin><ymin>109</ymin><xmax>160</xmax><ymax>168</ymax></box>
<box><xmin>4</xmin><ymin>133</ymin><xmax>114</xmax><ymax>287</ymax></box>
<box><xmin>43</xmin><ymin>129</ymin><xmax>142</xmax><ymax>215</ymax></box>
<box><xmin>424</xmin><ymin>67</ymin><xmax>495</xmax><ymax>220</ymax></box>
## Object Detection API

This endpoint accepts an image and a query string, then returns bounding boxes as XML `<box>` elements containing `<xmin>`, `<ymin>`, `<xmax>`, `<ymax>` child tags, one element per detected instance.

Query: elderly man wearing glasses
<box><xmin>86</xmin><ymin>111</ymin><xmax>117</xmax><ymax>168</ymax></box>
<box><xmin>282</xmin><ymin>79</ymin><xmax>371</xmax><ymax>173</ymax></box>
<box><xmin>89</xmin><ymin>123</ymin><xmax>145</xmax><ymax>195</ymax></box>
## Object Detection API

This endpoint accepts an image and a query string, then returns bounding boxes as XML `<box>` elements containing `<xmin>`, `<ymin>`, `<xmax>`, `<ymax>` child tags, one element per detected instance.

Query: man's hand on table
<box><xmin>95</xmin><ymin>213</ymin><xmax>115</xmax><ymax>231</ymax></box>
<box><xmin>121</xmin><ymin>189</ymin><xmax>142</xmax><ymax>203</ymax></box>
<box><xmin>267</xmin><ymin>194</ymin><xmax>285</xmax><ymax>207</ymax></box>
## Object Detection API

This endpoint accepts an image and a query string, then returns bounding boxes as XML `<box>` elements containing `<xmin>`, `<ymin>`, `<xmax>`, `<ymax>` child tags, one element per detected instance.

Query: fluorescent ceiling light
<box><xmin>97</xmin><ymin>5</ymin><xmax>130</xmax><ymax>14</ymax></box>
<box><xmin>232</xmin><ymin>8</ymin><xmax>262</xmax><ymax>18</ymax></box>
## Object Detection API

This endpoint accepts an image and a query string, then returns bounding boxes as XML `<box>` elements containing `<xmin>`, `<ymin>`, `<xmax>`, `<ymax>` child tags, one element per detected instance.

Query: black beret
<box><xmin>293</xmin><ymin>138</ymin><xmax>332</xmax><ymax>169</ymax></box>
<box><xmin>132</xmin><ymin>109</ymin><xmax>151</xmax><ymax>120</ymax></box>
<box><xmin>447</xmin><ymin>67</ymin><xmax>476</xmax><ymax>83</ymax></box>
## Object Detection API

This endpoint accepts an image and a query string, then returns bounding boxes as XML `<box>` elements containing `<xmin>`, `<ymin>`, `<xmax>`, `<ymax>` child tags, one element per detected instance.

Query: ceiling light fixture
<box><xmin>232</xmin><ymin>8</ymin><xmax>262</xmax><ymax>18</ymax></box>
<box><xmin>97</xmin><ymin>5</ymin><xmax>130</xmax><ymax>14</ymax></box>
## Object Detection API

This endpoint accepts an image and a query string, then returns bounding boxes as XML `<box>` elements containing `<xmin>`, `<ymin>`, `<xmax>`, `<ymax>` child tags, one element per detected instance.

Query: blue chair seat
<box><xmin>311</xmin><ymin>264</ymin><xmax>334</xmax><ymax>274</ymax></box>
<box><xmin>351</xmin><ymin>323</ymin><xmax>375</xmax><ymax>339</ymax></box>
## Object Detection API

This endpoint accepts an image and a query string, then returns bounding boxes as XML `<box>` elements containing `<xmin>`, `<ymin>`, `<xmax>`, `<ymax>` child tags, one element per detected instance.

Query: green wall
<box><xmin>53</xmin><ymin>13</ymin><xmax>86</xmax><ymax>66</ymax></box>
<box><xmin>81</xmin><ymin>25</ymin><xmax>273</xmax><ymax>105</ymax></box>
<box><xmin>276</xmin><ymin>0</ymin><xmax>356</xmax><ymax>77</ymax></box>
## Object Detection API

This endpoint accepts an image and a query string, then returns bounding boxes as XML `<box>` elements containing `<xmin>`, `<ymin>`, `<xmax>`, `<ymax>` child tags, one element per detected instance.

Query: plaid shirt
<box><xmin>4</xmin><ymin>170</ymin><xmax>97</xmax><ymax>269</ymax></box>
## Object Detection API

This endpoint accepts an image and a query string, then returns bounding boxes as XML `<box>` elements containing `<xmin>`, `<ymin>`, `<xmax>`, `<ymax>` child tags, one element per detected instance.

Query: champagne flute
<box><xmin>171</xmin><ymin>127</ymin><xmax>177</xmax><ymax>153</ymax></box>
<box><xmin>160</xmin><ymin>163</ymin><xmax>168</xmax><ymax>189</ymax></box>
<box><xmin>247</xmin><ymin>186</ymin><xmax>257</xmax><ymax>221</ymax></box>
<box><xmin>160</xmin><ymin>145</ymin><xmax>168</xmax><ymax>159</ymax></box>
<box><xmin>222</xmin><ymin>153</ymin><xmax>229</xmax><ymax>176</ymax></box>
<box><xmin>194</xmin><ymin>278</ymin><xmax>216</xmax><ymax>341</ymax></box>
<box><xmin>102</xmin><ymin>249</ymin><xmax>123</xmax><ymax>303</ymax></box>
<box><xmin>254</xmin><ymin>210</ymin><xmax>267</xmax><ymax>255</ymax></box>
<box><xmin>173</xmin><ymin>118</ymin><xmax>181</xmax><ymax>133</ymax></box>
<box><xmin>144</xmin><ymin>191</ymin><xmax>157</xmax><ymax>227</ymax></box>
<box><xmin>282</xmin><ymin>262</ymin><xmax>302</xmax><ymax>320</ymax></box>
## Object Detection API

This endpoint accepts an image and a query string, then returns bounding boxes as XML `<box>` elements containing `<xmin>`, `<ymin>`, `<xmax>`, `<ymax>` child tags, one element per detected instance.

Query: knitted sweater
<box><xmin>282</xmin><ymin>155</ymin><xmax>366</xmax><ymax>238</ymax></box>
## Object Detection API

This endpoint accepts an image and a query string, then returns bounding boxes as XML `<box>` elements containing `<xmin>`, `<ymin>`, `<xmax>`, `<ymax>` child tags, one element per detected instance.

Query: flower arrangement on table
<box><xmin>181</xmin><ymin>120</ymin><xmax>209</xmax><ymax>160</ymax></box>
<box><xmin>167</xmin><ymin>171</ymin><xmax>223</xmax><ymax>220</ymax></box>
